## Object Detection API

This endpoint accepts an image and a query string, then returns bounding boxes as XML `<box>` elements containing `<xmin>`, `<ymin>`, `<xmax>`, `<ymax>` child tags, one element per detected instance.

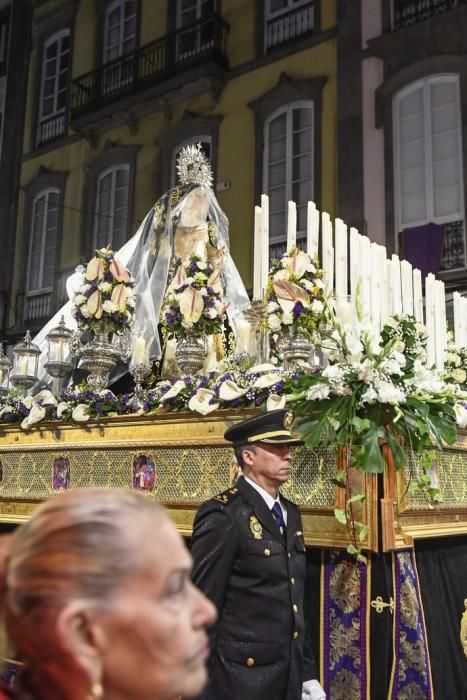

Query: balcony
<box><xmin>70</xmin><ymin>14</ymin><xmax>229</xmax><ymax>126</ymax></box>
<box><xmin>23</xmin><ymin>292</ymin><xmax>51</xmax><ymax>326</ymax></box>
<box><xmin>37</xmin><ymin>113</ymin><xmax>67</xmax><ymax>147</ymax></box>
<box><xmin>265</xmin><ymin>2</ymin><xmax>315</xmax><ymax>53</ymax></box>
<box><xmin>392</xmin><ymin>0</ymin><xmax>465</xmax><ymax>31</ymax></box>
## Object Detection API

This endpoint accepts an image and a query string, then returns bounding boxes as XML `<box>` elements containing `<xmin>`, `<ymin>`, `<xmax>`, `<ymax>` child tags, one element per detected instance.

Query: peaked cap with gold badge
<box><xmin>224</xmin><ymin>409</ymin><xmax>304</xmax><ymax>447</ymax></box>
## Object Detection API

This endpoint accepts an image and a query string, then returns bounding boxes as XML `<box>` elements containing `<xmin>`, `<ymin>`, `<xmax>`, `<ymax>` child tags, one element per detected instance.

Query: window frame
<box><xmin>103</xmin><ymin>0</ymin><xmax>137</xmax><ymax>63</ymax></box>
<box><xmin>37</xmin><ymin>28</ymin><xmax>71</xmax><ymax>145</ymax></box>
<box><xmin>26</xmin><ymin>187</ymin><xmax>60</xmax><ymax>296</ymax></box>
<box><xmin>262</xmin><ymin>99</ymin><xmax>315</xmax><ymax>246</ymax></box>
<box><xmin>393</xmin><ymin>73</ymin><xmax>465</xmax><ymax>236</ymax></box>
<box><xmin>92</xmin><ymin>163</ymin><xmax>131</xmax><ymax>252</ymax></box>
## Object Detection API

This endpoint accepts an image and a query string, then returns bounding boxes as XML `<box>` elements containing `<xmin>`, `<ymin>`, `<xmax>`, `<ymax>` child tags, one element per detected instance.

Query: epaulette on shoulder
<box><xmin>212</xmin><ymin>486</ymin><xmax>240</xmax><ymax>505</ymax></box>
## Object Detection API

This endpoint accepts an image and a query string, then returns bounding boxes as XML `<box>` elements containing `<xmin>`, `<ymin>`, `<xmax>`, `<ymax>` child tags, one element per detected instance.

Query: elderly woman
<box><xmin>0</xmin><ymin>488</ymin><xmax>216</xmax><ymax>700</ymax></box>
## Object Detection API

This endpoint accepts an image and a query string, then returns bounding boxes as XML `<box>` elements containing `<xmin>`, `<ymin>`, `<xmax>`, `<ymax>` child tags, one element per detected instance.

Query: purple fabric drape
<box><xmin>400</xmin><ymin>223</ymin><xmax>445</xmax><ymax>277</ymax></box>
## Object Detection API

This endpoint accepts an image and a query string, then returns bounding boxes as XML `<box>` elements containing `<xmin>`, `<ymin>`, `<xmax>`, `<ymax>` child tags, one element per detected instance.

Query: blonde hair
<box><xmin>2</xmin><ymin>488</ymin><xmax>166</xmax><ymax>661</ymax></box>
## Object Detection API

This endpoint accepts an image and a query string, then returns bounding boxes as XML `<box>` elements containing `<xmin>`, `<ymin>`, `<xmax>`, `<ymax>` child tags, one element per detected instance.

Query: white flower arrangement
<box><xmin>71</xmin><ymin>247</ymin><xmax>135</xmax><ymax>335</ymax></box>
<box><xmin>161</xmin><ymin>255</ymin><xmax>226</xmax><ymax>338</ymax></box>
<box><xmin>267</xmin><ymin>248</ymin><xmax>325</xmax><ymax>339</ymax></box>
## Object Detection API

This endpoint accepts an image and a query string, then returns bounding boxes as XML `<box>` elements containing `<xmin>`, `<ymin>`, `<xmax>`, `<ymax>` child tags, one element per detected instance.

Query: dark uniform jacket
<box><xmin>191</xmin><ymin>476</ymin><xmax>317</xmax><ymax>700</ymax></box>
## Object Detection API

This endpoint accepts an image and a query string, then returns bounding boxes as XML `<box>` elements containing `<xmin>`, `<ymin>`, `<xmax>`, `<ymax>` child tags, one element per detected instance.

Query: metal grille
<box><xmin>0</xmin><ymin>444</ymin><xmax>336</xmax><ymax>507</ymax></box>
<box><xmin>403</xmin><ymin>447</ymin><xmax>467</xmax><ymax>509</ymax></box>
<box><xmin>439</xmin><ymin>219</ymin><xmax>465</xmax><ymax>271</ymax></box>
<box><xmin>392</xmin><ymin>0</ymin><xmax>464</xmax><ymax>30</ymax></box>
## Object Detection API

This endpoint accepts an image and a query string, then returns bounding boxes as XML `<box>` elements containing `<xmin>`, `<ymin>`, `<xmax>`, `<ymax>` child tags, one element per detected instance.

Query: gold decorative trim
<box><xmin>247</xmin><ymin>430</ymin><xmax>292</xmax><ymax>441</ymax></box>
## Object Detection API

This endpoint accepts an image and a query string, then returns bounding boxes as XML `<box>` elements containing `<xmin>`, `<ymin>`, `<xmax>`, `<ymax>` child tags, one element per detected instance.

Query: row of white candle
<box><xmin>252</xmin><ymin>194</ymin><xmax>462</xmax><ymax>370</ymax></box>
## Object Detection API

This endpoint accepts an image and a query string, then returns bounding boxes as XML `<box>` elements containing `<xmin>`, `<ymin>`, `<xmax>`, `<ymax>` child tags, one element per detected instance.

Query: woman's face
<box><xmin>100</xmin><ymin>516</ymin><xmax>216</xmax><ymax>700</ymax></box>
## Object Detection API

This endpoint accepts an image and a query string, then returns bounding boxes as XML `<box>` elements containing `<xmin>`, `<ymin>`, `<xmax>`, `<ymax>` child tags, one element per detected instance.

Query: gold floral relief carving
<box><xmin>396</xmin><ymin>681</ymin><xmax>427</xmax><ymax>699</ymax></box>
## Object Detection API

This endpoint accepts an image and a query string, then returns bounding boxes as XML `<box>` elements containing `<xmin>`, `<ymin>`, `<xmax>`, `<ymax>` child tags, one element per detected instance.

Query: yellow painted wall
<box><xmin>14</xmin><ymin>0</ymin><xmax>337</xmax><ymax>319</ymax></box>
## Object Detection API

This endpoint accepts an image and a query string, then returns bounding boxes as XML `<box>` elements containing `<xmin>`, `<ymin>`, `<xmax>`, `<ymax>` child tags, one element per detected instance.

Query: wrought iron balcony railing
<box><xmin>265</xmin><ymin>2</ymin><xmax>315</xmax><ymax>53</ymax></box>
<box><xmin>71</xmin><ymin>14</ymin><xmax>228</xmax><ymax>119</ymax></box>
<box><xmin>392</xmin><ymin>0</ymin><xmax>465</xmax><ymax>31</ymax></box>
<box><xmin>37</xmin><ymin>113</ymin><xmax>66</xmax><ymax>147</ymax></box>
<box><xmin>23</xmin><ymin>292</ymin><xmax>51</xmax><ymax>324</ymax></box>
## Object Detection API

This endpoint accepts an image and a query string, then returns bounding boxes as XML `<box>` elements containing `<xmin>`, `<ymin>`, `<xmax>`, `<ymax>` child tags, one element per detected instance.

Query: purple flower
<box><xmin>104</xmin><ymin>271</ymin><xmax>113</xmax><ymax>283</ymax></box>
<box><xmin>293</xmin><ymin>301</ymin><xmax>304</xmax><ymax>318</ymax></box>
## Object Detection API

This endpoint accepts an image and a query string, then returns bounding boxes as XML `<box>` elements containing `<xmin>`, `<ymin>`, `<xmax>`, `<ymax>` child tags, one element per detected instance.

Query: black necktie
<box><xmin>271</xmin><ymin>501</ymin><xmax>286</xmax><ymax>533</ymax></box>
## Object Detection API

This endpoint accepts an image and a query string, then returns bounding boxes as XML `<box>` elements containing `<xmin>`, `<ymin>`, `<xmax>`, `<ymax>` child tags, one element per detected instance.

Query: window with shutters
<box><xmin>393</xmin><ymin>74</ymin><xmax>465</xmax><ymax>270</ymax></box>
<box><xmin>25</xmin><ymin>189</ymin><xmax>59</xmax><ymax>322</ymax></box>
<box><xmin>263</xmin><ymin>101</ymin><xmax>314</xmax><ymax>257</ymax></box>
<box><xmin>37</xmin><ymin>30</ymin><xmax>70</xmax><ymax>146</ymax></box>
<box><xmin>93</xmin><ymin>165</ymin><xmax>130</xmax><ymax>251</ymax></box>
<box><xmin>175</xmin><ymin>0</ymin><xmax>217</xmax><ymax>62</ymax></box>
<box><xmin>102</xmin><ymin>0</ymin><xmax>137</xmax><ymax>96</ymax></box>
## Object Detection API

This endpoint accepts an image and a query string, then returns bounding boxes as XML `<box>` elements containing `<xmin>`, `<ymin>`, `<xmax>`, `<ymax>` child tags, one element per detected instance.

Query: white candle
<box><xmin>287</xmin><ymin>200</ymin><xmax>297</xmax><ymax>252</ymax></box>
<box><xmin>51</xmin><ymin>341</ymin><xmax>63</xmax><ymax>362</ymax></box>
<box><xmin>349</xmin><ymin>228</ymin><xmax>360</xmax><ymax>298</ymax></box>
<box><xmin>321</xmin><ymin>212</ymin><xmax>334</xmax><ymax>295</ymax></box>
<box><xmin>261</xmin><ymin>194</ymin><xmax>270</xmax><ymax>299</ymax></box>
<box><xmin>400</xmin><ymin>260</ymin><xmax>414</xmax><ymax>316</ymax></box>
<box><xmin>19</xmin><ymin>357</ymin><xmax>29</xmax><ymax>375</ymax></box>
<box><xmin>334</xmin><ymin>218</ymin><xmax>348</xmax><ymax>299</ymax></box>
<box><xmin>306</xmin><ymin>201</ymin><xmax>319</xmax><ymax>257</ymax></box>
<box><xmin>453</xmin><ymin>291</ymin><xmax>462</xmax><ymax>346</ymax></box>
<box><xmin>391</xmin><ymin>254</ymin><xmax>403</xmax><ymax>316</ymax></box>
<box><xmin>253</xmin><ymin>206</ymin><xmax>263</xmax><ymax>301</ymax></box>
<box><xmin>413</xmin><ymin>269</ymin><xmax>423</xmax><ymax>324</ymax></box>
<box><xmin>236</xmin><ymin>319</ymin><xmax>251</xmax><ymax>354</ymax></box>
<box><xmin>370</xmin><ymin>243</ymin><xmax>381</xmax><ymax>330</ymax></box>
<box><xmin>462</xmin><ymin>297</ymin><xmax>467</xmax><ymax>348</ymax></box>
<box><xmin>133</xmin><ymin>336</ymin><xmax>147</xmax><ymax>365</ymax></box>
<box><xmin>434</xmin><ymin>279</ymin><xmax>446</xmax><ymax>371</ymax></box>
<box><xmin>385</xmin><ymin>259</ymin><xmax>393</xmax><ymax>318</ymax></box>
<box><xmin>425</xmin><ymin>273</ymin><xmax>436</xmax><ymax>368</ymax></box>
<box><xmin>359</xmin><ymin>235</ymin><xmax>371</xmax><ymax>320</ymax></box>
<box><xmin>380</xmin><ymin>246</ymin><xmax>389</xmax><ymax>327</ymax></box>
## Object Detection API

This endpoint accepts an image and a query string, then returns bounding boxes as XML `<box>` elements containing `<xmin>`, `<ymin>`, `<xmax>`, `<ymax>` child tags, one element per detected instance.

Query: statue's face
<box><xmin>185</xmin><ymin>187</ymin><xmax>209</xmax><ymax>220</ymax></box>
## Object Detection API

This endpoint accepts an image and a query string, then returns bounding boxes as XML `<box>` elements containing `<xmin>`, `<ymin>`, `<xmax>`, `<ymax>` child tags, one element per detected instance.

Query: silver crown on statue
<box><xmin>176</xmin><ymin>142</ymin><xmax>213</xmax><ymax>189</ymax></box>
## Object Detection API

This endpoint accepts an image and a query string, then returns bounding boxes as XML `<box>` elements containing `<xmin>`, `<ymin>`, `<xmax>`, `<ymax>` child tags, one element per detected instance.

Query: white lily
<box><xmin>455</xmin><ymin>402</ymin><xmax>467</xmax><ymax>429</ymax></box>
<box><xmin>32</xmin><ymin>390</ymin><xmax>57</xmax><ymax>407</ymax></box>
<box><xmin>249</xmin><ymin>363</ymin><xmax>277</xmax><ymax>373</ymax></box>
<box><xmin>160</xmin><ymin>380</ymin><xmax>186</xmax><ymax>402</ymax></box>
<box><xmin>188</xmin><ymin>388</ymin><xmax>219</xmax><ymax>415</ymax></box>
<box><xmin>21</xmin><ymin>403</ymin><xmax>46</xmax><ymax>430</ymax></box>
<box><xmin>56</xmin><ymin>401</ymin><xmax>71</xmax><ymax>419</ymax></box>
<box><xmin>72</xmin><ymin>404</ymin><xmax>91</xmax><ymax>422</ymax></box>
<box><xmin>285</xmin><ymin>249</ymin><xmax>310</xmax><ymax>279</ymax></box>
<box><xmin>267</xmin><ymin>393</ymin><xmax>286</xmax><ymax>411</ymax></box>
<box><xmin>219</xmin><ymin>380</ymin><xmax>246</xmax><ymax>401</ymax></box>
<box><xmin>253</xmin><ymin>373</ymin><xmax>279</xmax><ymax>389</ymax></box>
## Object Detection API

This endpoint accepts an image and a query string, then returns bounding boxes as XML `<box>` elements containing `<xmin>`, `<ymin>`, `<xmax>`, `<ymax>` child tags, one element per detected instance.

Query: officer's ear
<box><xmin>241</xmin><ymin>446</ymin><xmax>257</xmax><ymax>470</ymax></box>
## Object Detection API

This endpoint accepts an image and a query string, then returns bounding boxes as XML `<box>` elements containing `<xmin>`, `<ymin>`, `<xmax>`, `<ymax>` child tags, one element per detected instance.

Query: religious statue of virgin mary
<box><xmin>32</xmin><ymin>144</ymin><xmax>250</xmax><ymax>385</ymax></box>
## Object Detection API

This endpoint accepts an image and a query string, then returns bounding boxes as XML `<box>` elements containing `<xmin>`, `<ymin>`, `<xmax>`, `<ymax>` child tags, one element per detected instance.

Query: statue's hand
<box><xmin>191</xmin><ymin>224</ymin><xmax>209</xmax><ymax>242</ymax></box>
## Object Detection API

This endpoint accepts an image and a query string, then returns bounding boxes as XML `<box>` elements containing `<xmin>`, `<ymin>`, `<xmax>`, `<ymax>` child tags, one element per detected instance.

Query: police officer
<box><xmin>191</xmin><ymin>409</ymin><xmax>326</xmax><ymax>700</ymax></box>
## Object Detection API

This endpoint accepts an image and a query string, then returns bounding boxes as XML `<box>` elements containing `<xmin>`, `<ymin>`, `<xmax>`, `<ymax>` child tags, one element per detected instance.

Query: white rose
<box><xmin>267</xmin><ymin>301</ymin><xmax>280</xmax><ymax>313</ymax></box>
<box><xmin>79</xmin><ymin>284</ymin><xmax>92</xmax><ymax>294</ymax></box>
<box><xmin>451</xmin><ymin>368</ymin><xmax>466</xmax><ymax>384</ymax></box>
<box><xmin>98</xmin><ymin>282</ymin><xmax>112</xmax><ymax>293</ymax></box>
<box><xmin>102</xmin><ymin>300</ymin><xmax>117</xmax><ymax>313</ymax></box>
<box><xmin>311</xmin><ymin>299</ymin><xmax>323</xmax><ymax>314</ymax></box>
<box><xmin>375</xmin><ymin>380</ymin><xmax>405</xmax><ymax>405</ymax></box>
<box><xmin>282</xmin><ymin>313</ymin><xmax>294</xmax><ymax>325</ymax></box>
<box><xmin>73</xmin><ymin>294</ymin><xmax>87</xmax><ymax>306</ymax></box>
<box><xmin>205</xmin><ymin>307</ymin><xmax>219</xmax><ymax>319</ymax></box>
<box><xmin>323</xmin><ymin>364</ymin><xmax>346</xmax><ymax>383</ymax></box>
<box><xmin>80</xmin><ymin>306</ymin><xmax>91</xmax><ymax>318</ymax></box>
<box><xmin>306</xmin><ymin>383</ymin><xmax>330</xmax><ymax>401</ymax></box>
<box><xmin>455</xmin><ymin>402</ymin><xmax>467</xmax><ymax>429</ymax></box>
<box><xmin>268</xmin><ymin>315</ymin><xmax>281</xmax><ymax>332</ymax></box>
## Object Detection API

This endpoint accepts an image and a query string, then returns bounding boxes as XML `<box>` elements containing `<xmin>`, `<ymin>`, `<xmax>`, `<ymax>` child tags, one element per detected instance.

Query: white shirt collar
<box><xmin>243</xmin><ymin>475</ymin><xmax>287</xmax><ymax>524</ymax></box>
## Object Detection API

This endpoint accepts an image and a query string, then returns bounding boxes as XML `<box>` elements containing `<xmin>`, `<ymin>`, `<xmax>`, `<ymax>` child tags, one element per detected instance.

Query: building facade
<box><xmin>6</xmin><ymin>0</ymin><xmax>339</xmax><ymax>341</ymax></box>
<box><xmin>0</xmin><ymin>0</ymin><xmax>33</xmax><ymax>340</ymax></box>
<box><xmin>362</xmin><ymin>0</ymin><xmax>467</xmax><ymax>299</ymax></box>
